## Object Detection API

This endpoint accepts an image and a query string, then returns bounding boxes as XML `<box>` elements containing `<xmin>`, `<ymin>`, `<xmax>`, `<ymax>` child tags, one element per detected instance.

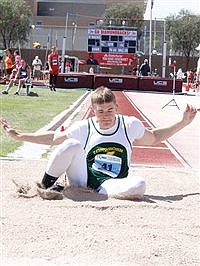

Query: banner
<box><xmin>86</xmin><ymin>52</ymin><xmax>137</xmax><ymax>67</ymax></box>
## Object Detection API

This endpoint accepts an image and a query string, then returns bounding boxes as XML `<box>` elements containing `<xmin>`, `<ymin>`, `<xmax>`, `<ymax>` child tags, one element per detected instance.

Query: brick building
<box><xmin>25</xmin><ymin>0</ymin><xmax>147</xmax><ymax>50</ymax></box>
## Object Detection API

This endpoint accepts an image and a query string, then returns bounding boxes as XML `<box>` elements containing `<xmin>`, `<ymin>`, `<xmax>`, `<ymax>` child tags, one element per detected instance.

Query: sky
<box><xmin>144</xmin><ymin>0</ymin><xmax>200</xmax><ymax>20</ymax></box>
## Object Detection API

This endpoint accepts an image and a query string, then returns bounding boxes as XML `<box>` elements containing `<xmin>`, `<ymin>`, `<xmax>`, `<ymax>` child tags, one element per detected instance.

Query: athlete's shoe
<box><xmin>2</xmin><ymin>91</ymin><xmax>8</xmax><ymax>94</ymax></box>
<box><xmin>37</xmin><ymin>187</ymin><xmax>64</xmax><ymax>200</ymax></box>
<box><xmin>36</xmin><ymin>182</ymin><xmax>64</xmax><ymax>192</ymax></box>
<box><xmin>49</xmin><ymin>184</ymin><xmax>64</xmax><ymax>192</ymax></box>
<box><xmin>52</xmin><ymin>85</ymin><xmax>56</xmax><ymax>91</ymax></box>
<box><xmin>36</xmin><ymin>183</ymin><xmax>64</xmax><ymax>200</ymax></box>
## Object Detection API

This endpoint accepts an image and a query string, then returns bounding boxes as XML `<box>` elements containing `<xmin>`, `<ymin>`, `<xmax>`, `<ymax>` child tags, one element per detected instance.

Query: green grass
<box><xmin>0</xmin><ymin>85</ymin><xmax>86</xmax><ymax>157</ymax></box>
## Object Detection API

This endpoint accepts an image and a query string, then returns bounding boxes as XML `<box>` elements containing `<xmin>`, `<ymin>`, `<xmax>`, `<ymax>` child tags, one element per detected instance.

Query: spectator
<box><xmin>132</xmin><ymin>67</ymin><xmax>138</xmax><ymax>76</ymax></box>
<box><xmin>0</xmin><ymin>55</ymin><xmax>4</xmax><ymax>78</ymax></box>
<box><xmin>193</xmin><ymin>68</ymin><xmax>197</xmax><ymax>82</ymax></box>
<box><xmin>195</xmin><ymin>44</ymin><xmax>200</xmax><ymax>94</ymax></box>
<box><xmin>2</xmin><ymin>69</ymin><xmax>18</xmax><ymax>94</ymax></box>
<box><xmin>32</xmin><ymin>55</ymin><xmax>42</xmax><ymax>80</ymax></box>
<box><xmin>139</xmin><ymin>59</ymin><xmax>150</xmax><ymax>76</ymax></box>
<box><xmin>13</xmin><ymin>50</ymin><xmax>21</xmax><ymax>69</ymax></box>
<box><xmin>89</xmin><ymin>66</ymin><xmax>94</xmax><ymax>74</ymax></box>
<box><xmin>152</xmin><ymin>68</ymin><xmax>159</xmax><ymax>77</ymax></box>
<box><xmin>65</xmin><ymin>59</ymin><xmax>72</xmax><ymax>73</ymax></box>
<box><xmin>4</xmin><ymin>48</ymin><xmax>13</xmax><ymax>80</ymax></box>
<box><xmin>186</xmin><ymin>69</ymin><xmax>193</xmax><ymax>87</ymax></box>
<box><xmin>48</xmin><ymin>46</ymin><xmax>59</xmax><ymax>91</ymax></box>
<box><xmin>86</xmin><ymin>53</ymin><xmax>99</xmax><ymax>65</ymax></box>
<box><xmin>176</xmin><ymin>68</ymin><xmax>185</xmax><ymax>80</ymax></box>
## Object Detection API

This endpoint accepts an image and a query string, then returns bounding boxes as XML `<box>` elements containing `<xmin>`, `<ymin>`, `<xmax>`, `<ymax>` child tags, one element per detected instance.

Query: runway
<box><xmin>83</xmin><ymin>90</ymin><xmax>189</xmax><ymax>168</ymax></box>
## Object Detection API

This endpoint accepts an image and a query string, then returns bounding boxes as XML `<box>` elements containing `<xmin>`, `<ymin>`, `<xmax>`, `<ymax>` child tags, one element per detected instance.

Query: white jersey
<box><xmin>32</xmin><ymin>58</ymin><xmax>42</xmax><ymax>71</ymax></box>
<box><xmin>66</xmin><ymin>115</ymin><xmax>145</xmax><ymax>189</ymax></box>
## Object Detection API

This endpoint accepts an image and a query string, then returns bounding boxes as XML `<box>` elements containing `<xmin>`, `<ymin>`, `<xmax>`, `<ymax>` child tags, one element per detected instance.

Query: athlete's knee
<box><xmin>128</xmin><ymin>176</ymin><xmax>146</xmax><ymax>196</ymax></box>
<box><xmin>137</xmin><ymin>178</ymin><xmax>146</xmax><ymax>195</ymax></box>
<box><xmin>56</xmin><ymin>138</ymin><xmax>82</xmax><ymax>155</ymax></box>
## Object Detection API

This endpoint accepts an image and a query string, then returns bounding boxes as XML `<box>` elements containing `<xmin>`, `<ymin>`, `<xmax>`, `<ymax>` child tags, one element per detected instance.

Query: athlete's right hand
<box><xmin>0</xmin><ymin>117</ymin><xmax>19</xmax><ymax>138</ymax></box>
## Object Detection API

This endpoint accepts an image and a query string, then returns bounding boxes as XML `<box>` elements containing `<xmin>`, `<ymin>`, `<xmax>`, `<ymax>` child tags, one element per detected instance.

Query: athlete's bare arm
<box><xmin>0</xmin><ymin>118</ymin><xmax>55</xmax><ymax>145</ymax></box>
<box><xmin>52</xmin><ymin>131</ymin><xmax>68</xmax><ymax>145</ymax></box>
<box><xmin>136</xmin><ymin>104</ymin><xmax>197</xmax><ymax>146</ymax></box>
<box><xmin>48</xmin><ymin>54</ymin><xmax>52</xmax><ymax>72</ymax></box>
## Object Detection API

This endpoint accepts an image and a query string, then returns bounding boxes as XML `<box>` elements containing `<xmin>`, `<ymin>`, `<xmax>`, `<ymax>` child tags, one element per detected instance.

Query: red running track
<box><xmin>83</xmin><ymin>91</ymin><xmax>187</xmax><ymax>168</ymax></box>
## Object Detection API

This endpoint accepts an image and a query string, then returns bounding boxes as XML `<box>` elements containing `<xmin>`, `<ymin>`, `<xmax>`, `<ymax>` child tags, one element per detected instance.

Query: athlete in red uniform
<box><xmin>48</xmin><ymin>46</ymin><xmax>59</xmax><ymax>91</ymax></box>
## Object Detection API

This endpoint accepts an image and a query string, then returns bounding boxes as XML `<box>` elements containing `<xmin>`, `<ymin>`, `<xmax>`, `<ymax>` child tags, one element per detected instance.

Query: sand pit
<box><xmin>1</xmin><ymin>159</ymin><xmax>199</xmax><ymax>266</ymax></box>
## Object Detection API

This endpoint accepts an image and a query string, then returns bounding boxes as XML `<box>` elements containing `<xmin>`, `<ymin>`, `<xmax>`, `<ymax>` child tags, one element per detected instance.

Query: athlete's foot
<box><xmin>36</xmin><ymin>182</ymin><xmax>64</xmax><ymax>200</ymax></box>
<box><xmin>37</xmin><ymin>187</ymin><xmax>64</xmax><ymax>200</ymax></box>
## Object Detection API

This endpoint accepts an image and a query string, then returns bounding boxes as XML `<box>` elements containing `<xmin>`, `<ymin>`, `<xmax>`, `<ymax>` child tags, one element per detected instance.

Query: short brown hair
<box><xmin>91</xmin><ymin>86</ymin><xmax>116</xmax><ymax>106</ymax></box>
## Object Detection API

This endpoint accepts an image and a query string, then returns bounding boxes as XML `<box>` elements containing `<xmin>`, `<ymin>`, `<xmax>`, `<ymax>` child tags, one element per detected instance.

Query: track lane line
<box><xmin>124</xmin><ymin>91</ymin><xmax>191</xmax><ymax>168</ymax></box>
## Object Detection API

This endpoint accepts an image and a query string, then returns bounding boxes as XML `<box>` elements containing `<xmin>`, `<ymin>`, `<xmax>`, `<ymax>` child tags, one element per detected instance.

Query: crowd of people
<box><xmin>1</xmin><ymin>46</ymin><xmax>60</xmax><ymax>95</ymax></box>
<box><xmin>137</xmin><ymin>54</ymin><xmax>200</xmax><ymax>94</ymax></box>
<box><xmin>2</xmin><ymin>49</ymin><xmax>32</xmax><ymax>95</ymax></box>
<box><xmin>175</xmin><ymin>66</ymin><xmax>199</xmax><ymax>94</ymax></box>
<box><xmin>1</xmin><ymin>45</ymin><xmax>200</xmax><ymax>95</ymax></box>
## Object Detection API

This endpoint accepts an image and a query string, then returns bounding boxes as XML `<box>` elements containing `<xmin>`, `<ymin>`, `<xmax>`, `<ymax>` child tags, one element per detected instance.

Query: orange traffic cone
<box><xmin>60</xmin><ymin>126</ymin><xmax>65</xmax><ymax>132</ymax></box>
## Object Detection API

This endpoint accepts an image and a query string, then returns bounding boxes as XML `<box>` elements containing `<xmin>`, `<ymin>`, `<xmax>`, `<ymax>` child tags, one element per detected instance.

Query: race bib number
<box><xmin>52</xmin><ymin>59</ymin><xmax>58</xmax><ymax>65</ymax></box>
<box><xmin>92</xmin><ymin>154</ymin><xmax>122</xmax><ymax>178</ymax></box>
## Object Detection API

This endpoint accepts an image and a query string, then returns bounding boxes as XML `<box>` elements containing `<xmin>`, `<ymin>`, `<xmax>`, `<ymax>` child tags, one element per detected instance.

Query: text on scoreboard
<box><xmin>88</xmin><ymin>28</ymin><xmax>137</xmax><ymax>54</ymax></box>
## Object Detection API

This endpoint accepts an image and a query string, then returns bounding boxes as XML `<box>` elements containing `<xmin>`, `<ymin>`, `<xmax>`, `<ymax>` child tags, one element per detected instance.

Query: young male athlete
<box><xmin>48</xmin><ymin>46</ymin><xmax>59</xmax><ymax>91</ymax></box>
<box><xmin>0</xmin><ymin>87</ymin><xmax>197</xmax><ymax>200</ymax></box>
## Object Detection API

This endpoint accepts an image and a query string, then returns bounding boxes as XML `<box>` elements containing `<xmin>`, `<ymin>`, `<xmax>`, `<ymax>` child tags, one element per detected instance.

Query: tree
<box><xmin>0</xmin><ymin>0</ymin><xmax>32</xmax><ymax>49</ymax></box>
<box><xmin>166</xmin><ymin>9</ymin><xmax>200</xmax><ymax>68</ymax></box>
<box><xmin>102</xmin><ymin>4</ymin><xmax>144</xmax><ymax>37</ymax></box>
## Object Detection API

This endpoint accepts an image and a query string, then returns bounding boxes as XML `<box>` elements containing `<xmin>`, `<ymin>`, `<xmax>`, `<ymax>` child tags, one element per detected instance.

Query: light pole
<box><xmin>148</xmin><ymin>0</ymin><xmax>153</xmax><ymax>71</ymax></box>
<box><xmin>162</xmin><ymin>19</ymin><xmax>167</xmax><ymax>77</ymax></box>
<box><xmin>143</xmin><ymin>25</ymin><xmax>147</xmax><ymax>54</ymax></box>
<box><xmin>72</xmin><ymin>22</ymin><xmax>77</xmax><ymax>50</ymax></box>
<box><xmin>153</xmin><ymin>17</ymin><xmax>156</xmax><ymax>50</ymax></box>
<box><xmin>61</xmin><ymin>12</ymin><xmax>69</xmax><ymax>73</ymax></box>
<box><xmin>155</xmin><ymin>18</ymin><xmax>167</xmax><ymax>77</ymax></box>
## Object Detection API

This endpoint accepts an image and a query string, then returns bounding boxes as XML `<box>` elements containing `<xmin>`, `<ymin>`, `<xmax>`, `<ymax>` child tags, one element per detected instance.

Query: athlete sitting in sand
<box><xmin>0</xmin><ymin>86</ymin><xmax>197</xmax><ymax>200</ymax></box>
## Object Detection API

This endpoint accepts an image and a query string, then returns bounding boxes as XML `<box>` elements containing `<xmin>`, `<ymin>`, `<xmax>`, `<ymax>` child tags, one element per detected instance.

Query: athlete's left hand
<box><xmin>182</xmin><ymin>104</ymin><xmax>197</xmax><ymax>126</ymax></box>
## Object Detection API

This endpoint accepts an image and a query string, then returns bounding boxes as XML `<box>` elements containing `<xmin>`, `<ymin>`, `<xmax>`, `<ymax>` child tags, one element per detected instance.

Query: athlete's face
<box><xmin>52</xmin><ymin>47</ymin><xmax>57</xmax><ymax>54</ymax></box>
<box><xmin>21</xmin><ymin>60</ymin><xmax>26</xmax><ymax>66</ymax></box>
<box><xmin>92</xmin><ymin>102</ymin><xmax>117</xmax><ymax>129</ymax></box>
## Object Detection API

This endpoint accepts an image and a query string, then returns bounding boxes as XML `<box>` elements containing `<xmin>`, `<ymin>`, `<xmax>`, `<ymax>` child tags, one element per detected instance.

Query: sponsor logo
<box><xmin>64</xmin><ymin>77</ymin><xmax>78</xmax><ymax>83</ymax></box>
<box><xmin>153</xmin><ymin>80</ymin><xmax>167</xmax><ymax>86</ymax></box>
<box><xmin>109</xmin><ymin>78</ymin><xmax>123</xmax><ymax>84</ymax></box>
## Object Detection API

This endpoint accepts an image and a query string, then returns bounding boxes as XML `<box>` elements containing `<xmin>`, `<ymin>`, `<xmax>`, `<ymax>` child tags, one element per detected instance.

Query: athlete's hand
<box><xmin>182</xmin><ymin>104</ymin><xmax>197</xmax><ymax>126</ymax></box>
<box><xmin>0</xmin><ymin>117</ymin><xmax>19</xmax><ymax>138</ymax></box>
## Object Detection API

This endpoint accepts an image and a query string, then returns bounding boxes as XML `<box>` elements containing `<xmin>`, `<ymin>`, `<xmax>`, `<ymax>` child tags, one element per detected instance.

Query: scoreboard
<box><xmin>88</xmin><ymin>28</ymin><xmax>137</xmax><ymax>54</ymax></box>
